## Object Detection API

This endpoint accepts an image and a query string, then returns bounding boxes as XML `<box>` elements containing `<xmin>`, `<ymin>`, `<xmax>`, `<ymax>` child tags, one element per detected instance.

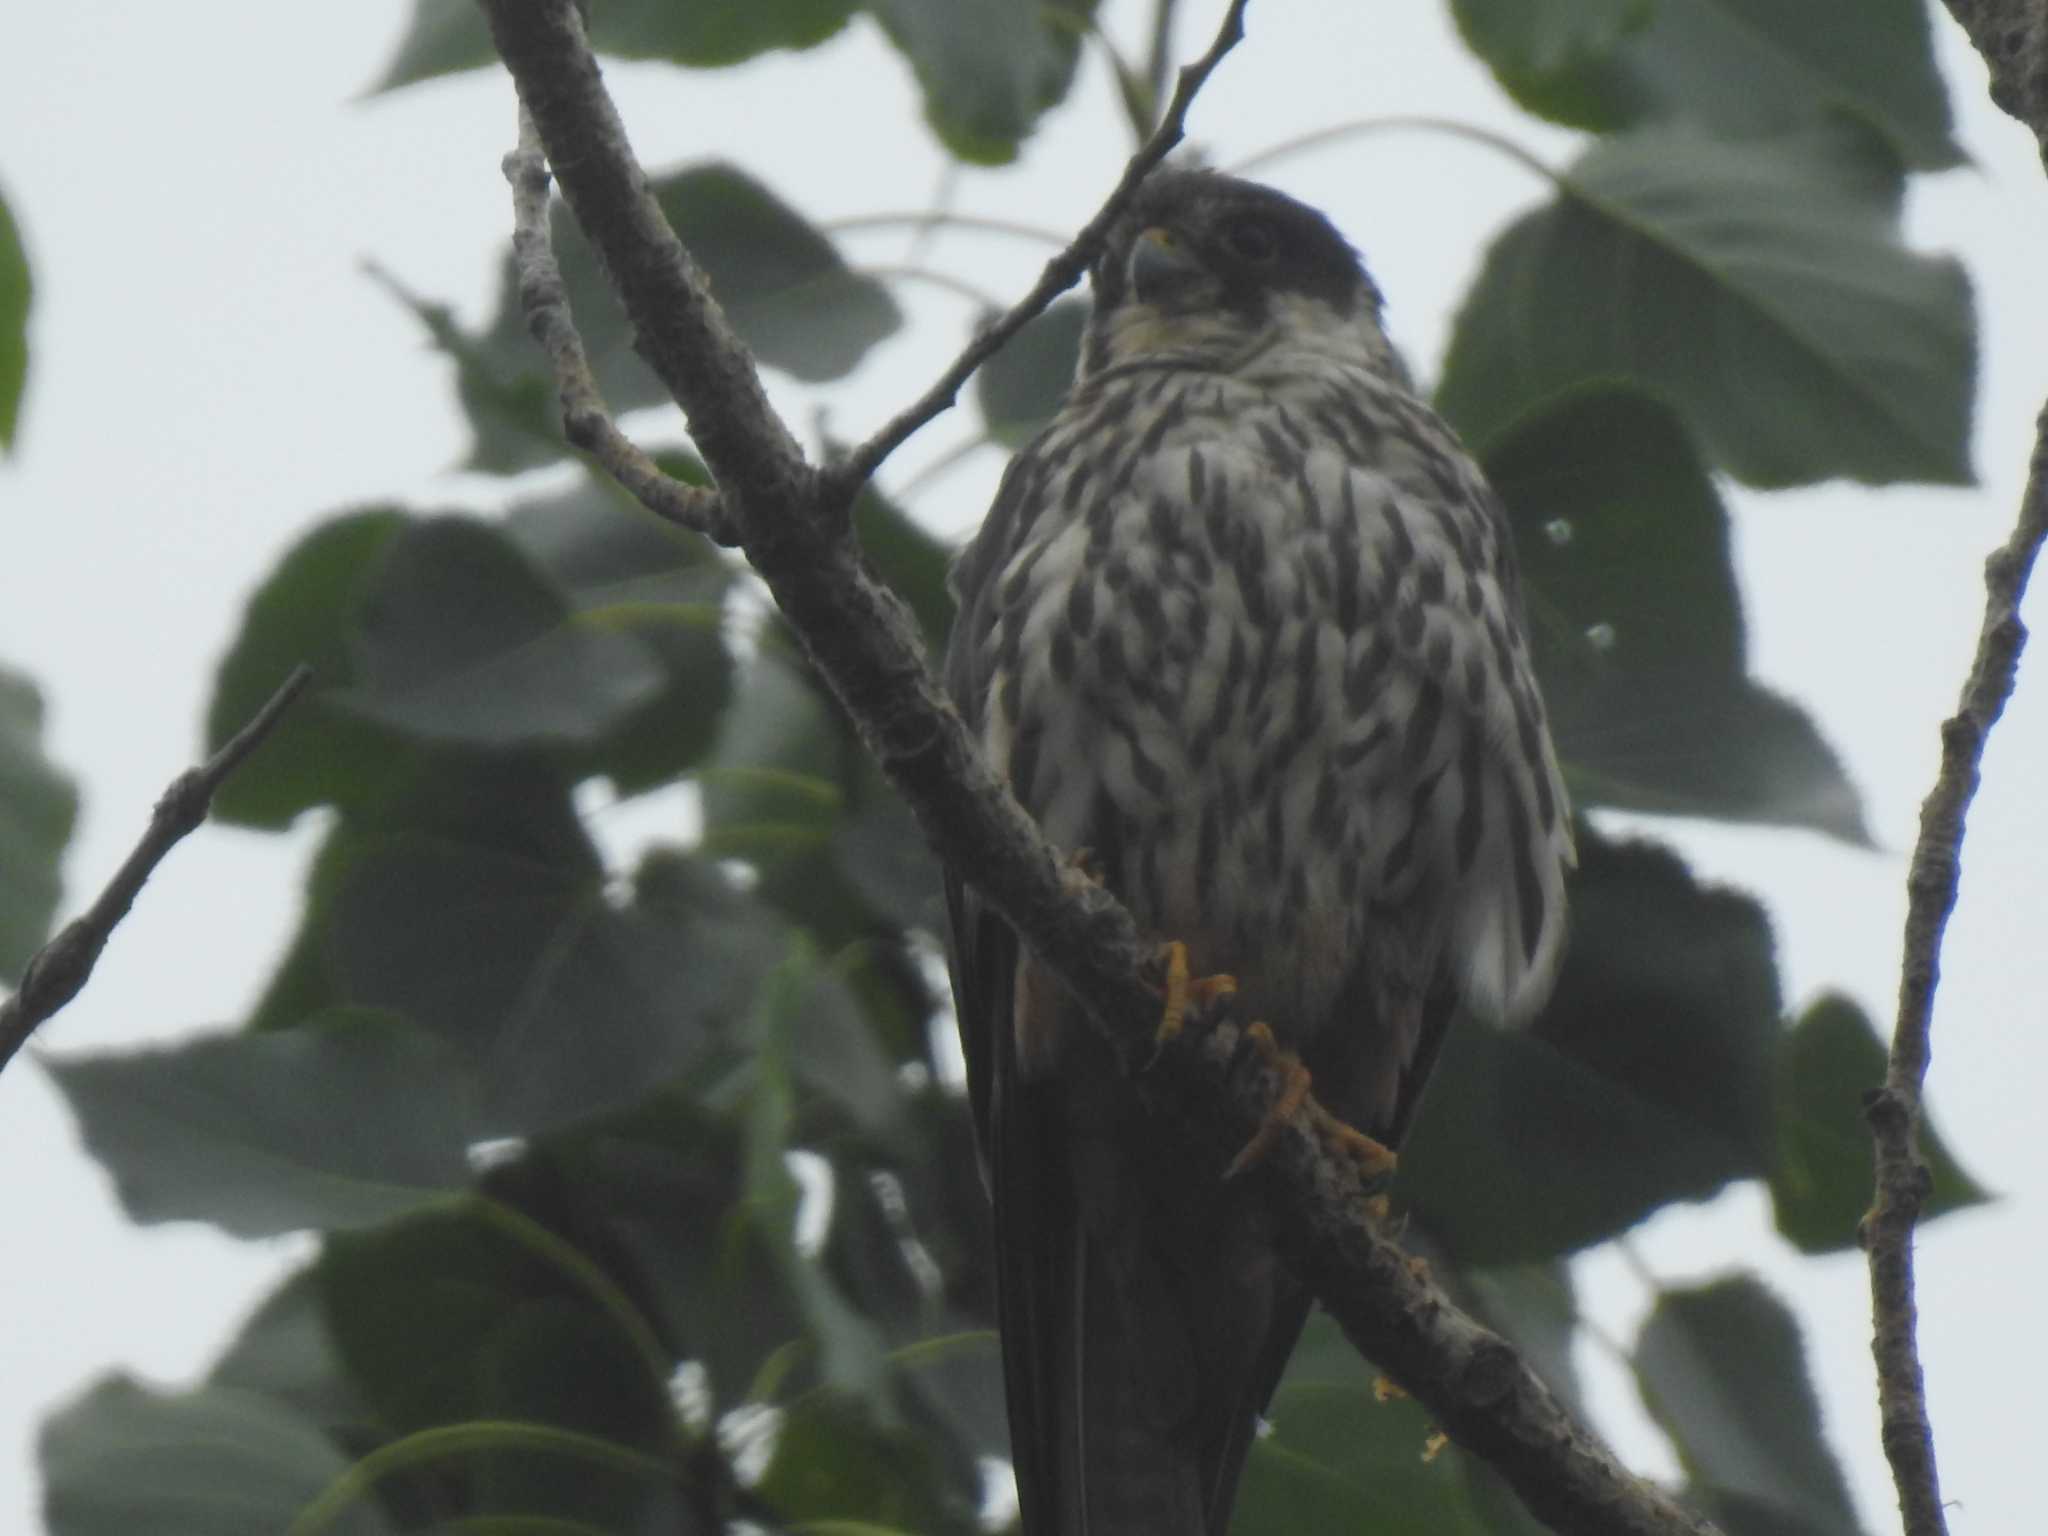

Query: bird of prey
<box><xmin>942</xmin><ymin>169</ymin><xmax>1574</xmax><ymax>1535</ymax></box>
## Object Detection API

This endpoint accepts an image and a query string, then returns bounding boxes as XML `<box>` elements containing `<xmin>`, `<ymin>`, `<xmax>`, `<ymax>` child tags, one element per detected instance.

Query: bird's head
<box><xmin>1081</xmin><ymin>170</ymin><xmax>1396</xmax><ymax>379</ymax></box>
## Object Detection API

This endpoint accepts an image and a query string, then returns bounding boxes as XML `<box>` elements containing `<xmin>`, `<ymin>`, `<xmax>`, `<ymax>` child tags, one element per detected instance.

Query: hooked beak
<box><xmin>1128</xmin><ymin>226</ymin><xmax>1209</xmax><ymax>307</ymax></box>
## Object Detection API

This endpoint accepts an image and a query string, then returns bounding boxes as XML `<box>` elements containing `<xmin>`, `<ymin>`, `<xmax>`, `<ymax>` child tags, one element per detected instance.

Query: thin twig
<box><xmin>1864</xmin><ymin>403</ymin><xmax>2048</xmax><ymax>1536</ymax></box>
<box><xmin>823</xmin><ymin>211</ymin><xmax>1070</xmax><ymax>249</ymax></box>
<box><xmin>501</xmin><ymin>108</ymin><xmax>735</xmax><ymax>545</ymax></box>
<box><xmin>1143</xmin><ymin>0</ymin><xmax>1185</xmax><ymax>122</ymax></box>
<box><xmin>477</xmin><ymin>3</ymin><xmax>1723</xmax><ymax>1529</ymax></box>
<box><xmin>0</xmin><ymin>665</ymin><xmax>316</xmax><ymax>1075</ymax></box>
<box><xmin>815</xmin><ymin>0</ymin><xmax>1254</xmax><ymax>511</ymax></box>
<box><xmin>1861</xmin><ymin>11</ymin><xmax>2048</xmax><ymax>1532</ymax></box>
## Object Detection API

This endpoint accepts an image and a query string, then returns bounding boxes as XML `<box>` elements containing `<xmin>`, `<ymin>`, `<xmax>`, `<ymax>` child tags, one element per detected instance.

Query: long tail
<box><xmin>998</xmin><ymin>1031</ymin><xmax>1303</xmax><ymax>1536</ymax></box>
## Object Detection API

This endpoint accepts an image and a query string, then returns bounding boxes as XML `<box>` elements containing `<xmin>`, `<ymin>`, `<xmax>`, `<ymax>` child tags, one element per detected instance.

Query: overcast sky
<box><xmin>2</xmin><ymin>2</ymin><xmax>2044</xmax><ymax>1531</ymax></box>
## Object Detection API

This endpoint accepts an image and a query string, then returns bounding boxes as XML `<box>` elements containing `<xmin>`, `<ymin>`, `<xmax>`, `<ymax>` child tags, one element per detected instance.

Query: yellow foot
<box><xmin>1321</xmin><ymin>1115</ymin><xmax>1400</xmax><ymax>1200</ymax></box>
<box><xmin>1224</xmin><ymin>1021</ymin><xmax>1313</xmax><ymax>1178</ymax></box>
<box><xmin>1150</xmin><ymin>940</ymin><xmax>1238</xmax><ymax>1052</ymax></box>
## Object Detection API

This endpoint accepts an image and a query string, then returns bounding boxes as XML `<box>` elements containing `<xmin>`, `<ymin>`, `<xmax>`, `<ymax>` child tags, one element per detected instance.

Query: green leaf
<box><xmin>1449</xmin><ymin>0</ymin><xmax>1651</xmax><ymax>130</ymax></box>
<box><xmin>372</xmin><ymin>0</ymin><xmax>855</xmax><ymax>91</ymax></box>
<box><xmin>460</xmin><ymin>164</ymin><xmax>899</xmax><ymax>472</ymax></box>
<box><xmin>973</xmin><ymin>295</ymin><xmax>1086</xmax><ymax>447</ymax></box>
<box><xmin>466</xmin><ymin>1306</ymin><xmax>686</xmax><ymax>1528</ymax></box>
<box><xmin>1770</xmin><ymin>993</ymin><xmax>1990</xmax><ymax>1253</ymax></box>
<box><xmin>0</xmin><ymin>664</ymin><xmax>76</xmax><ymax>982</ymax></box>
<box><xmin>498</xmin><ymin>1093</ymin><xmax>812</xmax><ymax>1414</ymax></box>
<box><xmin>0</xmin><ymin>187</ymin><xmax>28</xmax><ymax>451</ymax></box>
<box><xmin>209</xmin><ymin>1269</ymin><xmax>371</xmax><ymax>1436</ymax></box>
<box><xmin>1487</xmin><ymin>386</ymin><xmax>1867</xmax><ymax>840</ymax></box>
<box><xmin>1437</xmin><ymin>123</ymin><xmax>1975</xmax><ymax>489</ymax></box>
<box><xmin>327</xmin><ymin>772</ymin><xmax>751</xmax><ymax>1134</ymax></box>
<box><xmin>1634</xmin><ymin>1276</ymin><xmax>1861</xmax><ymax>1535</ymax></box>
<box><xmin>1400</xmin><ymin>830</ymin><xmax>1780</xmax><ymax>1263</ymax></box>
<box><xmin>1239</xmin><ymin>1311</ymin><xmax>1494</xmax><ymax>1535</ymax></box>
<box><xmin>339</xmin><ymin>517</ymin><xmax>667</xmax><ymax>750</ymax></box>
<box><xmin>46</xmin><ymin>1008</ymin><xmax>474</xmax><ymax>1238</ymax></box>
<box><xmin>745</xmin><ymin>945</ymin><xmax>893</xmax><ymax>1407</ymax></box>
<box><xmin>1593</xmin><ymin>0</ymin><xmax>1963</xmax><ymax>171</ymax></box>
<box><xmin>753</xmin><ymin>1396</ymin><xmax>963</xmax><ymax>1535</ymax></box>
<box><xmin>502</xmin><ymin>473</ymin><xmax>736</xmax><ymax>791</ymax></box>
<box><xmin>206</xmin><ymin>508</ymin><xmax>417</xmax><ymax>829</ymax></box>
<box><xmin>867</xmin><ymin>0</ymin><xmax>1100</xmax><ymax>164</ymax></box>
<box><xmin>41</xmin><ymin>1377</ymin><xmax>392</xmax><ymax>1536</ymax></box>
<box><xmin>1451</xmin><ymin>0</ymin><xmax>1962</xmax><ymax>168</ymax></box>
<box><xmin>319</xmin><ymin>1200</ymin><xmax>671</xmax><ymax>1438</ymax></box>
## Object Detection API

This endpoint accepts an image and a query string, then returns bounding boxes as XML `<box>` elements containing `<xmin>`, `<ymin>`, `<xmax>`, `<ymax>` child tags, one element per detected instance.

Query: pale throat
<box><xmin>1092</xmin><ymin>290</ymin><xmax>1397</xmax><ymax>378</ymax></box>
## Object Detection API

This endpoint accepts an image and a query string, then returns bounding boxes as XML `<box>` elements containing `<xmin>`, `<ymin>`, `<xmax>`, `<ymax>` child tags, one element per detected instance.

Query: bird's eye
<box><xmin>1224</xmin><ymin>218</ymin><xmax>1280</xmax><ymax>264</ymax></box>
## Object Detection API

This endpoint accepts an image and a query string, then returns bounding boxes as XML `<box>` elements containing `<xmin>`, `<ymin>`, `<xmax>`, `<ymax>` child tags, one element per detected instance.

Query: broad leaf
<box><xmin>744</xmin><ymin>944</ymin><xmax>894</xmax><ymax>1406</ymax></box>
<box><xmin>1449</xmin><ymin>0</ymin><xmax>1650</xmax><ymax>130</ymax></box>
<box><xmin>1453</xmin><ymin>0</ymin><xmax>1961</xmax><ymax>169</ymax></box>
<box><xmin>340</xmin><ymin>517</ymin><xmax>667</xmax><ymax>750</ymax></box>
<box><xmin>1634</xmin><ymin>1277</ymin><xmax>1862</xmax><ymax>1535</ymax></box>
<box><xmin>461</xmin><ymin>164</ymin><xmax>900</xmax><ymax>472</ymax></box>
<box><xmin>1488</xmin><ymin>385</ymin><xmax>1867</xmax><ymax>840</ymax></box>
<box><xmin>209</xmin><ymin>1268</ymin><xmax>370</xmax><ymax>1435</ymax></box>
<box><xmin>1437</xmin><ymin>123</ymin><xmax>1974</xmax><ymax>489</ymax></box>
<box><xmin>41</xmin><ymin>1377</ymin><xmax>391</xmax><ymax>1536</ymax></box>
<box><xmin>0</xmin><ymin>188</ymin><xmax>27</xmax><ymax>450</ymax></box>
<box><xmin>1594</xmin><ymin>0</ymin><xmax>1962</xmax><ymax>170</ymax></box>
<box><xmin>328</xmin><ymin>773</ymin><xmax>759</xmax><ymax>1133</ymax></box>
<box><xmin>1770</xmin><ymin>992</ymin><xmax>1989</xmax><ymax>1253</ymax></box>
<box><xmin>1239</xmin><ymin>1311</ymin><xmax>1494</xmax><ymax>1536</ymax></box>
<box><xmin>0</xmin><ymin>664</ymin><xmax>76</xmax><ymax>981</ymax></box>
<box><xmin>319</xmin><ymin>1199</ymin><xmax>678</xmax><ymax>1529</ymax></box>
<box><xmin>754</xmin><ymin>1395</ymin><xmax>967</xmax><ymax>1534</ymax></box>
<box><xmin>206</xmin><ymin>508</ymin><xmax>417</xmax><ymax>828</ymax></box>
<box><xmin>48</xmin><ymin>1008</ymin><xmax>474</xmax><ymax>1237</ymax></box>
<box><xmin>974</xmin><ymin>295</ymin><xmax>1086</xmax><ymax>446</ymax></box>
<box><xmin>503</xmin><ymin>475</ymin><xmax>736</xmax><ymax>791</ymax></box>
<box><xmin>1399</xmin><ymin>829</ymin><xmax>1780</xmax><ymax>1263</ymax></box>
<box><xmin>372</xmin><ymin>0</ymin><xmax>855</xmax><ymax>91</ymax></box>
<box><xmin>507</xmin><ymin>479</ymin><xmax>741</xmax><ymax>794</ymax></box>
<box><xmin>867</xmin><ymin>0</ymin><xmax>1100</xmax><ymax>164</ymax></box>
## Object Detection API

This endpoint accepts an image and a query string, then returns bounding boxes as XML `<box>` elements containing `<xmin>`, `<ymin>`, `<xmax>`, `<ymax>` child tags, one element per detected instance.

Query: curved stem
<box><xmin>1229</xmin><ymin>113</ymin><xmax>1557</xmax><ymax>187</ymax></box>
<box><xmin>824</xmin><ymin>211</ymin><xmax>1070</xmax><ymax>250</ymax></box>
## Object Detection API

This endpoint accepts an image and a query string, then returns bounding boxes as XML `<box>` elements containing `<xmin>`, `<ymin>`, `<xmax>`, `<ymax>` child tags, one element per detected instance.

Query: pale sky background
<box><xmin>2</xmin><ymin>2</ymin><xmax>2044</xmax><ymax>1532</ymax></box>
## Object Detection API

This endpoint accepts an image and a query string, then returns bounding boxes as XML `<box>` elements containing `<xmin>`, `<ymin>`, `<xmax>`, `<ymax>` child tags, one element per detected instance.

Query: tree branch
<box><xmin>1861</xmin><ymin>12</ymin><xmax>2048</xmax><ymax>1533</ymax></box>
<box><xmin>1865</xmin><ymin>403</ymin><xmax>2048</xmax><ymax>1536</ymax></box>
<box><xmin>0</xmin><ymin>665</ymin><xmax>314</xmax><ymax>1075</ymax></box>
<box><xmin>474</xmin><ymin>3</ymin><xmax>1717</xmax><ymax>1531</ymax></box>
<box><xmin>501</xmin><ymin>106</ymin><xmax>735</xmax><ymax>545</ymax></box>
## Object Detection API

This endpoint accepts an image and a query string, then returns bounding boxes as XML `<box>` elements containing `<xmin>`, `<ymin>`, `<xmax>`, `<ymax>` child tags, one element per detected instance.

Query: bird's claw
<box><xmin>1224</xmin><ymin>1022</ymin><xmax>1314</xmax><ymax>1178</ymax></box>
<box><xmin>1321</xmin><ymin>1113</ymin><xmax>1399</xmax><ymax>1199</ymax></box>
<box><xmin>1221</xmin><ymin>1024</ymin><xmax>1401</xmax><ymax>1194</ymax></box>
<box><xmin>1149</xmin><ymin>940</ymin><xmax>1238</xmax><ymax>1062</ymax></box>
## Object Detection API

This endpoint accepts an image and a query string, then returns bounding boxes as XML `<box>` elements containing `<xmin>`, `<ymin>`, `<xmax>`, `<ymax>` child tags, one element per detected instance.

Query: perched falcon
<box><xmin>942</xmin><ymin>170</ymin><xmax>1573</xmax><ymax>1535</ymax></box>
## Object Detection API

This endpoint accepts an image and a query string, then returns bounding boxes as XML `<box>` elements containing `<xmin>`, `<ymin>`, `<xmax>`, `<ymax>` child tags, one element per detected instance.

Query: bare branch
<box><xmin>1865</xmin><ymin>403</ymin><xmax>2048</xmax><ymax>1536</ymax></box>
<box><xmin>0</xmin><ymin>665</ymin><xmax>315</xmax><ymax>1075</ymax></box>
<box><xmin>500</xmin><ymin>108</ymin><xmax>735</xmax><ymax>545</ymax></box>
<box><xmin>474</xmin><ymin>3</ymin><xmax>1721</xmax><ymax>1530</ymax></box>
<box><xmin>1144</xmin><ymin>0</ymin><xmax>1187</xmax><ymax>118</ymax></box>
<box><xmin>1861</xmin><ymin>13</ymin><xmax>2048</xmax><ymax>1532</ymax></box>
<box><xmin>816</xmin><ymin>0</ymin><xmax>1253</xmax><ymax>510</ymax></box>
